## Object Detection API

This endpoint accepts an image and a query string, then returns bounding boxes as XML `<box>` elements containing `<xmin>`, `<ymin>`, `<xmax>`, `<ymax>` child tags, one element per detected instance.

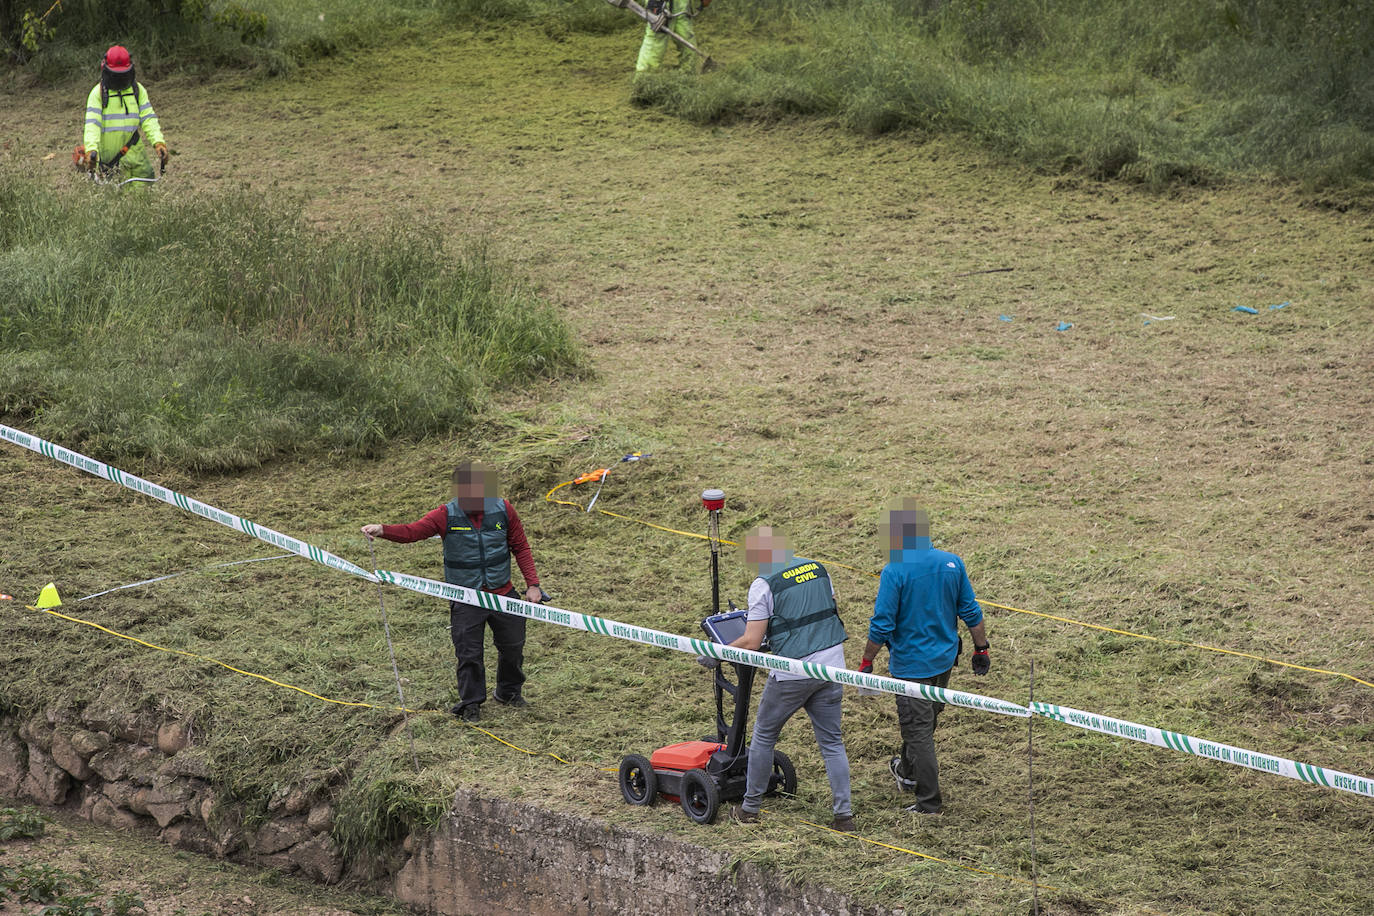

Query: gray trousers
<box><xmin>742</xmin><ymin>677</ymin><xmax>851</xmax><ymax>817</ymax></box>
<box><xmin>894</xmin><ymin>668</ymin><xmax>953</xmax><ymax>813</ymax></box>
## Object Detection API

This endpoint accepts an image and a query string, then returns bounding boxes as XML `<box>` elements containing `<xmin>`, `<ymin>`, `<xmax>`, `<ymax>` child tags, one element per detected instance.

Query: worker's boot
<box><xmin>730</xmin><ymin>806</ymin><xmax>759</xmax><ymax>825</ymax></box>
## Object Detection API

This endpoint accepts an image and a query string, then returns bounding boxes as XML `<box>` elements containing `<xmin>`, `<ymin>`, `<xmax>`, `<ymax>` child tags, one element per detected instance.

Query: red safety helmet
<box><xmin>103</xmin><ymin>45</ymin><xmax>133</xmax><ymax>73</ymax></box>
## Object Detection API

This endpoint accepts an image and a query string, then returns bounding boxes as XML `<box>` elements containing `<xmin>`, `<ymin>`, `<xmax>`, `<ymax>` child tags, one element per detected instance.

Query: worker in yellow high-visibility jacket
<box><xmin>635</xmin><ymin>0</ymin><xmax>699</xmax><ymax>73</ymax></box>
<box><xmin>75</xmin><ymin>46</ymin><xmax>168</xmax><ymax>180</ymax></box>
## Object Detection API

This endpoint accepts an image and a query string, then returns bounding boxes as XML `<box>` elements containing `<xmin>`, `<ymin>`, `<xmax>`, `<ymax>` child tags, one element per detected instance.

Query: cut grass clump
<box><xmin>0</xmin><ymin>167</ymin><xmax>581</xmax><ymax>471</ymax></box>
<box><xmin>333</xmin><ymin>754</ymin><xmax>453</xmax><ymax>857</ymax></box>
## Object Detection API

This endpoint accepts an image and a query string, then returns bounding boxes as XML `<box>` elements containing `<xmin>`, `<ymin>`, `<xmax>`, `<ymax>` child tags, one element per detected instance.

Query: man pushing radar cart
<box><xmin>616</xmin><ymin>489</ymin><xmax>798</xmax><ymax>824</ymax></box>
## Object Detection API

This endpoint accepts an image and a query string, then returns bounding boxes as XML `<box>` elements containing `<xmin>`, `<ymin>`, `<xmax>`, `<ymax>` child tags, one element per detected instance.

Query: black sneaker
<box><xmin>493</xmin><ymin>694</ymin><xmax>528</xmax><ymax>708</ymax></box>
<box><xmin>451</xmin><ymin>704</ymin><xmax>481</xmax><ymax>723</ymax></box>
<box><xmin>903</xmin><ymin>804</ymin><xmax>943</xmax><ymax>816</ymax></box>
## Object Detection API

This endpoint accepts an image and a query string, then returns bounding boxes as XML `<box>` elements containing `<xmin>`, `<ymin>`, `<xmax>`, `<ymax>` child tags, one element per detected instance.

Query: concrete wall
<box><xmin>395</xmin><ymin>788</ymin><xmax>895</xmax><ymax>916</ymax></box>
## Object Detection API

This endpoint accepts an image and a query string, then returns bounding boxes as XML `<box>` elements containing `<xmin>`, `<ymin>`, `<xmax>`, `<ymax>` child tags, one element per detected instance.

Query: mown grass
<box><xmin>633</xmin><ymin>0</ymin><xmax>1374</xmax><ymax>189</ymax></box>
<box><xmin>10</xmin><ymin>0</ymin><xmax>1371</xmax><ymax>191</ymax></box>
<box><xmin>3</xmin><ymin>24</ymin><xmax>1373</xmax><ymax>916</ymax></box>
<box><xmin>0</xmin><ymin>166</ymin><xmax>580</xmax><ymax>471</ymax></box>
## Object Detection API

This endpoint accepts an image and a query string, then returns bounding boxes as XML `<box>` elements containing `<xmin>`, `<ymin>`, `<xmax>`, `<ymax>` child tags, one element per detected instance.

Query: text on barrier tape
<box><xmin>1033</xmin><ymin>702</ymin><xmax>1374</xmax><ymax>799</ymax></box>
<box><xmin>4</xmin><ymin>424</ymin><xmax>1371</xmax><ymax>799</ymax></box>
<box><xmin>373</xmin><ymin>569</ymin><xmax>1031</xmax><ymax>718</ymax></box>
<box><xmin>0</xmin><ymin>424</ymin><xmax>375</xmax><ymax>582</ymax></box>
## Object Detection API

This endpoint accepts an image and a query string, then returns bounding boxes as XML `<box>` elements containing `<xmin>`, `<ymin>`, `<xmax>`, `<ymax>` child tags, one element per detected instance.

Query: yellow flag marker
<box><xmin>34</xmin><ymin>582</ymin><xmax>62</xmax><ymax>609</ymax></box>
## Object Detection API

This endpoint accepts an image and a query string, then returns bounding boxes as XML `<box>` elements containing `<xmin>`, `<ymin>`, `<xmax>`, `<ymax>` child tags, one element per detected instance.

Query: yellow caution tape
<box><xmin>27</xmin><ymin>605</ymin><xmax>394</xmax><ymax>711</ymax></box>
<box><xmin>20</xmin><ymin>600</ymin><xmax>1056</xmax><ymax>888</ymax></box>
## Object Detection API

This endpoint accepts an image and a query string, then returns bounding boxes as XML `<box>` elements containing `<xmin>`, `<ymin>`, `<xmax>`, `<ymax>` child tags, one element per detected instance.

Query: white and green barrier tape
<box><xmin>1033</xmin><ymin>702</ymin><xmax>1374</xmax><ymax>798</ymax></box>
<box><xmin>373</xmin><ymin>569</ymin><xmax>1031</xmax><ymax>718</ymax></box>
<box><xmin>0</xmin><ymin>424</ymin><xmax>375</xmax><ymax>583</ymax></box>
<box><xmin>5</xmin><ymin>424</ymin><xmax>1371</xmax><ymax>800</ymax></box>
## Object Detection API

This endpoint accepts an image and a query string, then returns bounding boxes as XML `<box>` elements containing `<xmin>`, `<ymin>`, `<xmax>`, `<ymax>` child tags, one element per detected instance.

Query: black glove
<box><xmin>971</xmin><ymin>644</ymin><xmax>990</xmax><ymax>676</ymax></box>
<box><xmin>696</xmin><ymin>655</ymin><xmax>721</xmax><ymax>669</ymax></box>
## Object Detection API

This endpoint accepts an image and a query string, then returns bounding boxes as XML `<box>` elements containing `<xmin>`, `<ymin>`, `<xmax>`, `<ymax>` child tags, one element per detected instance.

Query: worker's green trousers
<box><xmin>635</xmin><ymin>0</ymin><xmax>696</xmax><ymax>72</ymax></box>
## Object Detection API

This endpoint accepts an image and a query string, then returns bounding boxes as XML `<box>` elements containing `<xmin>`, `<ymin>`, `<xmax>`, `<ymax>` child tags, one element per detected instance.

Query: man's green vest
<box><xmin>442</xmin><ymin>497</ymin><xmax>512</xmax><ymax>590</ymax></box>
<box><xmin>765</xmin><ymin>559</ymin><xmax>847</xmax><ymax>659</ymax></box>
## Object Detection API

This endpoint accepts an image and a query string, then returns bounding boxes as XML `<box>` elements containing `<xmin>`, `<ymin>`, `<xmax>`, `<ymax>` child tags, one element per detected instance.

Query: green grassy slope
<box><xmin>638</xmin><ymin>0</ymin><xmax>1374</xmax><ymax>189</ymax></box>
<box><xmin>3</xmin><ymin>26</ymin><xmax>1373</xmax><ymax>916</ymax></box>
<box><xmin>9</xmin><ymin>0</ymin><xmax>1372</xmax><ymax>191</ymax></box>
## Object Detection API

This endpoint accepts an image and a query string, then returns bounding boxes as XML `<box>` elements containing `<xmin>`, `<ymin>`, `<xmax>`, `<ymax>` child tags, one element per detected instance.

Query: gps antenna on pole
<box><xmin>702</xmin><ymin>488</ymin><xmax>725</xmax><ymax>616</ymax></box>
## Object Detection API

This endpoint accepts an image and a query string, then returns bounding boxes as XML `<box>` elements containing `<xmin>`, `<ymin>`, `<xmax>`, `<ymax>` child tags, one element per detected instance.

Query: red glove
<box><xmin>859</xmin><ymin>658</ymin><xmax>873</xmax><ymax>675</ymax></box>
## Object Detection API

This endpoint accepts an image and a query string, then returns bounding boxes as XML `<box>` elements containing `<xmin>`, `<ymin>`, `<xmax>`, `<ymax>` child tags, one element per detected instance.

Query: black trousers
<box><xmin>894</xmin><ymin>667</ymin><xmax>953</xmax><ymax>813</ymax></box>
<box><xmin>450</xmin><ymin>600</ymin><xmax>526</xmax><ymax>710</ymax></box>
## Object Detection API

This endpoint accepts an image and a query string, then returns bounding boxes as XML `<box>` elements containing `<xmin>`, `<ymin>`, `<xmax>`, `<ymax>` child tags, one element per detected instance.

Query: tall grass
<box><xmin>3</xmin><ymin>0</ymin><xmax>628</xmax><ymax>82</ymax></box>
<box><xmin>0</xmin><ymin>167</ymin><xmax>580</xmax><ymax>471</ymax></box>
<box><xmin>636</xmin><ymin>0</ymin><xmax>1374</xmax><ymax>188</ymax></box>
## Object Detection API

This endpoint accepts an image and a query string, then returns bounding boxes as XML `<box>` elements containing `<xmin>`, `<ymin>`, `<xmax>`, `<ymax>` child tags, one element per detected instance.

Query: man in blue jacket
<box><xmin>860</xmin><ymin>502</ymin><xmax>989</xmax><ymax>814</ymax></box>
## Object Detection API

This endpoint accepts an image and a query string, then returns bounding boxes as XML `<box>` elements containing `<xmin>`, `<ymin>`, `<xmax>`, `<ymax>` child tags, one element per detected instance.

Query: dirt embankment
<box><xmin>2</xmin><ymin>704</ymin><xmax>893</xmax><ymax>916</ymax></box>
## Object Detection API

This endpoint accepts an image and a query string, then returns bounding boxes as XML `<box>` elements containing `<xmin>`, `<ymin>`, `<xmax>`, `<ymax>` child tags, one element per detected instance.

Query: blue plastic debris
<box><xmin>998</xmin><ymin>315</ymin><xmax>1013</xmax><ymax>322</ymax></box>
<box><xmin>1233</xmin><ymin>306</ymin><xmax>1259</xmax><ymax>314</ymax></box>
<box><xmin>1056</xmin><ymin>321</ymin><xmax>1073</xmax><ymax>331</ymax></box>
<box><xmin>1269</xmin><ymin>301</ymin><xmax>1290</xmax><ymax>311</ymax></box>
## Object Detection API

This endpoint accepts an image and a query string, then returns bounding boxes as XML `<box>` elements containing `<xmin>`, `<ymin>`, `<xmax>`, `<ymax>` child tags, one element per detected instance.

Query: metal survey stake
<box><xmin>368</xmin><ymin>538</ymin><xmax>420</xmax><ymax>774</ymax></box>
<box><xmin>702</xmin><ymin>489</ymin><xmax>725</xmax><ymax>617</ymax></box>
<box><xmin>1027</xmin><ymin>657</ymin><xmax>1041</xmax><ymax>916</ymax></box>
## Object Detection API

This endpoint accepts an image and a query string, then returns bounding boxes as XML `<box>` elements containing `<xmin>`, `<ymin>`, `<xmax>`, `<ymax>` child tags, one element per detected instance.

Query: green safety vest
<box><xmin>442</xmin><ymin>497</ymin><xmax>512</xmax><ymax>591</ymax></box>
<box><xmin>765</xmin><ymin>559</ymin><xmax>847</xmax><ymax>659</ymax></box>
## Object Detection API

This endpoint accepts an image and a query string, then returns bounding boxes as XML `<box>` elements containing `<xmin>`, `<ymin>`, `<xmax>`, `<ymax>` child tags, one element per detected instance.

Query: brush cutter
<box><xmin>83</xmin><ymin>131</ymin><xmax>166</xmax><ymax>189</ymax></box>
<box><xmin>603</xmin><ymin>0</ymin><xmax>713</xmax><ymax>69</ymax></box>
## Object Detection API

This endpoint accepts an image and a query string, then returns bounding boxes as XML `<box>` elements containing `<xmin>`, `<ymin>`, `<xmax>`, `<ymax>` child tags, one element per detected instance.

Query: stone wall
<box><xmin>0</xmin><ymin>710</ymin><xmax>343</xmax><ymax>884</ymax></box>
<box><xmin>2</xmin><ymin>711</ymin><xmax>892</xmax><ymax>916</ymax></box>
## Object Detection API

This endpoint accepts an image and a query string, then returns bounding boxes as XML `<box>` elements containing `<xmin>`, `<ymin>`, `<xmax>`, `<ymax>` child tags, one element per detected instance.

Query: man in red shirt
<box><xmin>362</xmin><ymin>462</ymin><xmax>543</xmax><ymax>723</ymax></box>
